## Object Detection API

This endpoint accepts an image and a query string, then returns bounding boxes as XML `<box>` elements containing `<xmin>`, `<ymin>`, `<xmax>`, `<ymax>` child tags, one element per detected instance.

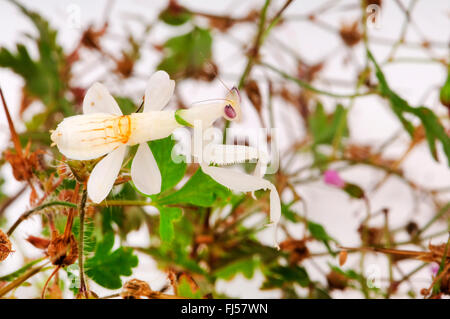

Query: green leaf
<box><xmin>343</xmin><ymin>183</ymin><xmax>365</xmax><ymax>199</ymax></box>
<box><xmin>0</xmin><ymin>2</ymin><xmax>68</xmax><ymax>111</ymax></box>
<box><xmin>85</xmin><ymin>232</ymin><xmax>138</xmax><ymax>289</ymax></box>
<box><xmin>159</xmin><ymin>206</ymin><xmax>183</xmax><ymax>243</ymax></box>
<box><xmin>281</xmin><ymin>202</ymin><xmax>299</xmax><ymax>222</ymax></box>
<box><xmin>114</xmin><ymin>96</ymin><xmax>136</xmax><ymax>115</ymax></box>
<box><xmin>307</xmin><ymin>221</ymin><xmax>338</xmax><ymax>255</ymax></box>
<box><xmin>368</xmin><ymin>49</ymin><xmax>450</xmax><ymax>166</ymax></box>
<box><xmin>102</xmin><ymin>184</ymin><xmax>146</xmax><ymax>239</ymax></box>
<box><xmin>159</xmin><ymin>5</ymin><xmax>192</xmax><ymax>26</ymax></box>
<box><xmin>309</xmin><ymin>103</ymin><xmax>348</xmax><ymax>146</ymax></box>
<box><xmin>213</xmin><ymin>257</ymin><xmax>259</xmax><ymax>280</ymax></box>
<box><xmin>0</xmin><ymin>258</ymin><xmax>44</xmax><ymax>282</ymax></box>
<box><xmin>177</xmin><ymin>276</ymin><xmax>203</xmax><ymax>299</ymax></box>
<box><xmin>158</xmin><ymin>167</ymin><xmax>231</xmax><ymax>206</ymax></box>
<box><xmin>157</xmin><ymin>26</ymin><xmax>212</xmax><ymax>79</ymax></box>
<box><xmin>149</xmin><ymin>136</ymin><xmax>187</xmax><ymax>192</ymax></box>
<box><xmin>439</xmin><ymin>65</ymin><xmax>450</xmax><ymax>108</ymax></box>
<box><xmin>262</xmin><ymin>265</ymin><xmax>310</xmax><ymax>289</ymax></box>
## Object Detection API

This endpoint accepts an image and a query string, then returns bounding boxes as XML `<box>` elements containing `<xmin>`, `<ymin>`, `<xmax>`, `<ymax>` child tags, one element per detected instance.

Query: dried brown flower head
<box><xmin>364</xmin><ymin>0</ymin><xmax>382</xmax><ymax>7</ymax></box>
<box><xmin>339</xmin><ymin>21</ymin><xmax>362</xmax><ymax>47</ymax></box>
<box><xmin>297</xmin><ymin>61</ymin><xmax>324</xmax><ymax>82</ymax></box>
<box><xmin>47</xmin><ymin>234</ymin><xmax>78</xmax><ymax>267</ymax></box>
<box><xmin>358</xmin><ymin>225</ymin><xmax>386</xmax><ymax>246</ymax></box>
<box><xmin>3</xmin><ymin>143</ymin><xmax>44</xmax><ymax>183</ymax></box>
<box><xmin>0</xmin><ymin>229</ymin><xmax>12</xmax><ymax>262</ymax></box>
<box><xmin>279</xmin><ymin>238</ymin><xmax>310</xmax><ymax>265</ymax></box>
<box><xmin>327</xmin><ymin>270</ymin><xmax>348</xmax><ymax>290</ymax></box>
<box><xmin>121</xmin><ymin>279</ymin><xmax>152</xmax><ymax>299</ymax></box>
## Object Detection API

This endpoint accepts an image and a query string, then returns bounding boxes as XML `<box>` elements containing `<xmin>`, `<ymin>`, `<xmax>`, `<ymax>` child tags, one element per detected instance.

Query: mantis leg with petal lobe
<box><xmin>199</xmin><ymin>143</ymin><xmax>281</xmax><ymax>249</ymax></box>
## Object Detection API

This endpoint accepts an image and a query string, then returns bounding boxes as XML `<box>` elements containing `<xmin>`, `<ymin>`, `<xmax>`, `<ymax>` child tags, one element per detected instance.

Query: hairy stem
<box><xmin>7</xmin><ymin>201</ymin><xmax>78</xmax><ymax>236</ymax></box>
<box><xmin>78</xmin><ymin>189</ymin><xmax>89</xmax><ymax>298</ymax></box>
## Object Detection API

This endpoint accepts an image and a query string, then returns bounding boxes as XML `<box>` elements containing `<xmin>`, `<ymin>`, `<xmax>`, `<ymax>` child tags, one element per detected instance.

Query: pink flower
<box><xmin>430</xmin><ymin>262</ymin><xmax>440</xmax><ymax>276</ymax></box>
<box><xmin>323</xmin><ymin>169</ymin><xmax>345</xmax><ymax>188</ymax></box>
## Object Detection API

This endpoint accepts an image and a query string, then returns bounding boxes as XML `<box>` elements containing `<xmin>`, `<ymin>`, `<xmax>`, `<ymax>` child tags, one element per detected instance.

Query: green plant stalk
<box><xmin>433</xmin><ymin>234</ymin><xmax>450</xmax><ymax>294</ymax></box>
<box><xmin>224</xmin><ymin>0</ymin><xmax>271</xmax><ymax>144</ymax></box>
<box><xmin>261</xmin><ymin>62</ymin><xmax>377</xmax><ymax>98</ymax></box>
<box><xmin>416</xmin><ymin>203</ymin><xmax>450</xmax><ymax>238</ymax></box>
<box><xmin>0</xmin><ymin>261</ymin><xmax>50</xmax><ymax>297</ymax></box>
<box><xmin>77</xmin><ymin>189</ymin><xmax>89</xmax><ymax>298</ymax></box>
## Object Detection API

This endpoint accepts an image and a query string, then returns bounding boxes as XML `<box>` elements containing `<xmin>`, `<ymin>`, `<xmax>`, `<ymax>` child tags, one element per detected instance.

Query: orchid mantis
<box><xmin>50</xmin><ymin>71</ymin><xmax>281</xmax><ymax>247</ymax></box>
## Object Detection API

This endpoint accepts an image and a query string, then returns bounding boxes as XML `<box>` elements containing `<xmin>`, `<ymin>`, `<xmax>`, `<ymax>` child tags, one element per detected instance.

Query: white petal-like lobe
<box><xmin>144</xmin><ymin>71</ymin><xmax>175</xmax><ymax>111</ymax></box>
<box><xmin>87</xmin><ymin>146</ymin><xmax>127</xmax><ymax>203</ymax></box>
<box><xmin>131</xmin><ymin>143</ymin><xmax>162</xmax><ymax>195</ymax></box>
<box><xmin>200</xmin><ymin>164</ymin><xmax>281</xmax><ymax>248</ymax></box>
<box><xmin>83</xmin><ymin>82</ymin><xmax>123</xmax><ymax>115</ymax></box>
<box><xmin>50</xmin><ymin>113</ymin><xmax>124</xmax><ymax>160</ymax></box>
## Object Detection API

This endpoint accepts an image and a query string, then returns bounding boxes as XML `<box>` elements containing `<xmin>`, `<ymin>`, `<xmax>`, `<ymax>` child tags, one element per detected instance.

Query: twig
<box><xmin>7</xmin><ymin>201</ymin><xmax>78</xmax><ymax>236</ymax></box>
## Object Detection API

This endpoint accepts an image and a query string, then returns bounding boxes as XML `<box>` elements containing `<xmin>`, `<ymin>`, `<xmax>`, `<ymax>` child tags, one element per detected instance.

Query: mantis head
<box><xmin>223</xmin><ymin>87</ymin><xmax>242</xmax><ymax>122</ymax></box>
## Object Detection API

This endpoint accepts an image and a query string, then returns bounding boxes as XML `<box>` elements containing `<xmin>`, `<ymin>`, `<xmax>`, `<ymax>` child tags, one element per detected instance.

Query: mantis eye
<box><xmin>224</xmin><ymin>104</ymin><xmax>237</xmax><ymax>120</ymax></box>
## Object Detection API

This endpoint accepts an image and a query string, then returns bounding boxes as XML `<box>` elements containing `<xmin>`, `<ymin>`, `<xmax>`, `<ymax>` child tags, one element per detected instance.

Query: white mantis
<box><xmin>50</xmin><ymin>71</ymin><xmax>281</xmax><ymax>247</ymax></box>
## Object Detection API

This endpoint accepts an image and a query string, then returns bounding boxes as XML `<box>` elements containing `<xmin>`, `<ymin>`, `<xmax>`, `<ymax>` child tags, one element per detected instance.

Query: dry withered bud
<box><xmin>326</xmin><ymin>270</ymin><xmax>348</xmax><ymax>290</ymax></box>
<box><xmin>121</xmin><ymin>279</ymin><xmax>152</xmax><ymax>299</ymax></box>
<box><xmin>26</xmin><ymin>235</ymin><xmax>50</xmax><ymax>250</ymax></box>
<box><xmin>0</xmin><ymin>229</ymin><xmax>12</xmax><ymax>262</ymax></box>
<box><xmin>339</xmin><ymin>250</ymin><xmax>348</xmax><ymax>266</ymax></box>
<box><xmin>279</xmin><ymin>238</ymin><xmax>310</xmax><ymax>265</ymax></box>
<box><xmin>244</xmin><ymin>79</ymin><xmax>262</xmax><ymax>113</ymax></box>
<box><xmin>405</xmin><ymin>221</ymin><xmax>419</xmax><ymax>237</ymax></box>
<box><xmin>115</xmin><ymin>54</ymin><xmax>135</xmax><ymax>78</ymax></box>
<box><xmin>3</xmin><ymin>142</ymin><xmax>44</xmax><ymax>183</ymax></box>
<box><xmin>344</xmin><ymin>144</ymin><xmax>372</xmax><ymax>161</ymax></box>
<box><xmin>358</xmin><ymin>225</ymin><xmax>385</xmax><ymax>246</ymax></box>
<box><xmin>80</xmin><ymin>23</ymin><xmax>108</xmax><ymax>51</ymax></box>
<box><xmin>207</xmin><ymin>16</ymin><xmax>236</xmax><ymax>32</ymax></box>
<box><xmin>297</xmin><ymin>61</ymin><xmax>323</xmax><ymax>82</ymax></box>
<box><xmin>47</xmin><ymin>234</ymin><xmax>78</xmax><ymax>267</ymax></box>
<box><xmin>339</xmin><ymin>21</ymin><xmax>362</xmax><ymax>47</ymax></box>
<box><xmin>439</xmin><ymin>271</ymin><xmax>450</xmax><ymax>295</ymax></box>
<box><xmin>364</xmin><ymin>0</ymin><xmax>382</xmax><ymax>7</ymax></box>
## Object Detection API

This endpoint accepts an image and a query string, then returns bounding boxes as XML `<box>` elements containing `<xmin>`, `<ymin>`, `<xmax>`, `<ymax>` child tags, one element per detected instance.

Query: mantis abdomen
<box><xmin>51</xmin><ymin>111</ymin><xmax>180</xmax><ymax>161</ymax></box>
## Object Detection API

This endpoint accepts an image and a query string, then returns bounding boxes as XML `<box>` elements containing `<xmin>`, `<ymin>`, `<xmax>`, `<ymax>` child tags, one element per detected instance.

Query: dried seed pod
<box><xmin>47</xmin><ymin>234</ymin><xmax>78</xmax><ymax>267</ymax></box>
<box><xmin>121</xmin><ymin>279</ymin><xmax>152</xmax><ymax>299</ymax></box>
<box><xmin>405</xmin><ymin>221</ymin><xmax>419</xmax><ymax>237</ymax></box>
<box><xmin>339</xmin><ymin>250</ymin><xmax>348</xmax><ymax>266</ymax></box>
<box><xmin>279</xmin><ymin>238</ymin><xmax>310</xmax><ymax>265</ymax></box>
<box><xmin>339</xmin><ymin>21</ymin><xmax>362</xmax><ymax>47</ymax></box>
<box><xmin>326</xmin><ymin>270</ymin><xmax>348</xmax><ymax>290</ymax></box>
<box><xmin>440</xmin><ymin>271</ymin><xmax>450</xmax><ymax>295</ymax></box>
<box><xmin>364</xmin><ymin>0</ymin><xmax>382</xmax><ymax>7</ymax></box>
<box><xmin>0</xmin><ymin>229</ymin><xmax>12</xmax><ymax>262</ymax></box>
